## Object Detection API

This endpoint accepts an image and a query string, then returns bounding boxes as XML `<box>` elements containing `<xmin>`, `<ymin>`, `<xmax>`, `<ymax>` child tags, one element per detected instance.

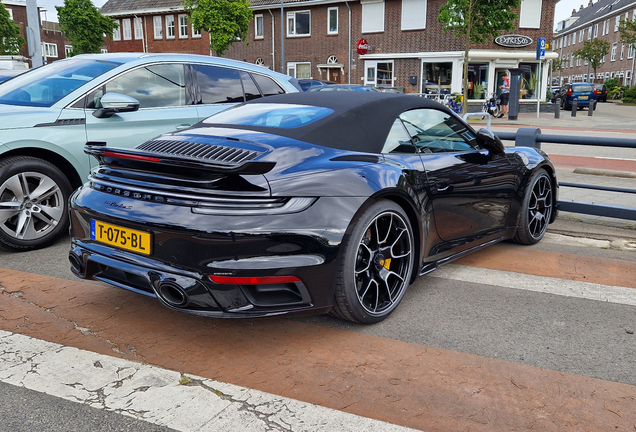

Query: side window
<box><xmin>399</xmin><ymin>109</ymin><xmax>479</xmax><ymax>153</ymax></box>
<box><xmin>103</xmin><ymin>64</ymin><xmax>186</xmax><ymax>108</ymax></box>
<box><xmin>240</xmin><ymin>71</ymin><xmax>262</xmax><ymax>101</ymax></box>
<box><xmin>252</xmin><ymin>74</ymin><xmax>286</xmax><ymax>96</ymax></box>
<box><xmin>194</xmin><ymin>65</ymin><xmax>244</xmax><ymax>104</ymax></box>
<box><xmin>381</xmin><ymin>119</ymin><xmax>416</xmax><ymax>154</ymax></box>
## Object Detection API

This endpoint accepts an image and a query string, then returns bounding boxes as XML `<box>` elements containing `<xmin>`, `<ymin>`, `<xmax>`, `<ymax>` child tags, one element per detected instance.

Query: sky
<box><xmin>35</xmin><ymin>0</ymin><xmax>583</xmax><ymax>27</ymax></box>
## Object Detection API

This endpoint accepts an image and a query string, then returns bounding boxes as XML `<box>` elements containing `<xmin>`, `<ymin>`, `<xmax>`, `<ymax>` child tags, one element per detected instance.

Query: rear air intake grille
<box><xmin>136</xmin><ymin>140</ymin><xmax>262</xmax><ymax>164</ymax></box>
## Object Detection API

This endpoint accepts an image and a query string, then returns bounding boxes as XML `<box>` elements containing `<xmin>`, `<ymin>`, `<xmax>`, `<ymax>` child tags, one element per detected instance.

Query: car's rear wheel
<box><xmin>332</xmin><ymin>200</ymin><xmax>415</xmax><ymax>324</ymax></box>
<box><xmin>0</xmin><ymin>156</ymin><xmax>72</xmax><ymax>251</ymax></box>
<box><xmin>513</xmin><ymin>168</ymin><xmax>553</xmax><ymax>245</ymax></box>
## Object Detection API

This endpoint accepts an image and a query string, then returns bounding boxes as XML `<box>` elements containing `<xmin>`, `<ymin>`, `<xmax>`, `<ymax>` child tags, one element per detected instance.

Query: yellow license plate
<box><xmin>91</xmin><ymin>220</ymin><xmax>152</xmax><ymax>255</ymax></box>
<box><xmin>579</xmin><ymin>96</ymin><xmax>589</xmax><ymax>99</ymax></box>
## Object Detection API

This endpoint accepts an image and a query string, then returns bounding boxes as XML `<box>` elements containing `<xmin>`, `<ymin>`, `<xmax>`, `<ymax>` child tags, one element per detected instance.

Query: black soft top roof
<box><xmin>202</xmin><ymin>92</ymin><xmax>457</xmax><ymax>153</ymax></box>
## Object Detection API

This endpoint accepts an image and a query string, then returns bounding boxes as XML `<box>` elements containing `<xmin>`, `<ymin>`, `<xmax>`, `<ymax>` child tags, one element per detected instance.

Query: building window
<box><xmin>361</xmin><ymin>0</ymin><xmax>385</xmax><ymax>33</ymax></box>
<box><xmin>134</xmin><ymin>18</ymin><xmax>143</xmax><ymax>39</ymax></box>
<box><xmin>603</xmin><ymin>19</ymin><xmax>609</xmax><ymax>35</ymax></box>
<box><xmin>365</xmin><ymin>60</ymin><xmax>394</xmax><ymax>87</ymax></box>
<box><xmin>629</xmin><ymin>43</ymin><xmax>635</xmax><ymax>59</ymax></box>
<box><xmin>154</xmin><ymin>16</ymin><xmax>163</xmax><ymax>39</ymax></box>
<box><xmin>615</xmin><ymin>16</ymin><xmax>620</xmax><ymax>32</ymax></box>
<box><xmin>621</xmin><ymin>43</ymin><xmax>625</xmax><ymax>60</ymax></box>
<box><xmin>166</xmin><ymin>15</ymin><xmax>175</xmax><ymax>39</ymax></box>
<box><xmin>287</xmin><ymin>11</ymin><xmax>310</xmax><ymax>36</ymax></box>
<box><xmin>255</xmin><ymin>14</ymin><xmax>264</xmax><ymax>38</ymax></box>
<box><xmin>287</xmin><ymin>62</ymin><xmax>311</xmax><ymax>79</ymax></box>
<box><xmin>519</xmin><ymin>0</ymin><xmax>542</xmax><ymax>29</ymax></box>
<box><xmin>570</xmin><ymin>54</ymin><xmax>574</xmax><ymax>68</ymax></box>
<box><xmin>101</xmin><ymin>48</ymin><xmax>108</xmax><ymax>53</ymax></box>
<box><xmin>587</xmin><ymin>25</ymin><xmax>592</xmax><ymax>40</ymax></box>
<box><xmin>594</xmin><ymin>23</ymin><xmax>598</xmax><ymax>37</ymax></box>
<box><xmin>122</xmin><ymin>19</ymin><xmax>132</xmax><ymax>40</ymax></box>
<box><xmin>328</xmin><ymin>7</ymin><xmax>338</xmax><ymax>34</ymax></box>
<box><xmin>579</xmin><ymin>30</ymin><xmax>584</xmax><ymax>43</ymax></box>
<box><xmin>65</xmin><ymin>45</ymin><xmax>72</xmax><ymax>56</ymax></box>
<box><xmin>467</xmin><ymin>62</ymin><xmax>489</xmax><ymax>99</ymax></box>
<box><xmin>401</xmin><ymin>0</ymin><xmax>426</xmax><ymax>31</ymax></box>
<box><xmin>179</xmin><ymin>14</ymin><xmax>188</xmax><ymax>38</ymax></box>
<box><xmin>113</xmin><ymin>20</ymin><xmax>121</xmax><ymax>41</ymax></box>
<box><xmin>519</xmin><ymin>63</ymin><xmax>538</xmax><ymax>99</ymax></box>
<box><xmin>192</xmin><ymin>24</ymin><xmax>201</xmax><ymax>38</ymax></box>
<box><xmin>611</xmin><ymin>42</ymin><xmax>617</xmax><ymax>61</ymax></box>
<box><xmin>6</xmin><ymin>8</ymin><xmax>12</xmax><ymax>20</ymax></box>
<box><xmin>422</xmin><ymin>62</ymin><xmax>452</xmax><ymax>93</ymax></box>
<box><xmin>44</xmin><ymin>43</ymin><xmax>58</xmax><ymax>58</ymax></box>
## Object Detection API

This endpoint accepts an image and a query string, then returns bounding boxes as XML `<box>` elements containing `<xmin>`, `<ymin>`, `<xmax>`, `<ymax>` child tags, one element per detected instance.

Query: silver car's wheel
<box><xmin>332</xmin><ymin>200</ymin><xmax>415</xmax><ymax>324</ymax></box>
<box><xmin>0</xmin><ymin>157</ymin><xmax>71</xmax><ymax>251</ymax></box>
<box><xmin>514</xmin><ymin>168</ymin><xmax>553</xmax><ymax>245</ymax></box>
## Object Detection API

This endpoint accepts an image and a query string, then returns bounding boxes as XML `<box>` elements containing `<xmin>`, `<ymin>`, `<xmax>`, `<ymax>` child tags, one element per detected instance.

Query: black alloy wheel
<box><xmin>332</xmin><ymin>200</ymin><xmax>415</xmax><ymax>324</ymax></box>
<box><xmin>0</xmin><ymin>156</ymin><xmax>72</xmax><ymax>251</ymax></box>
<box><xmin>513</xmin><ymin>168</ymin><xmax>553</xmax><ymax>245</ymax></box>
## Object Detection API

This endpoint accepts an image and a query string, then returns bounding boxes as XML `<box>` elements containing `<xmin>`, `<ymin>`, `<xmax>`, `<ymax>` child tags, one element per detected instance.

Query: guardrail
<box><xmin>494</xmin><ymin>127</ymin><xmax>636</xmax><ymax>221</ymax></box>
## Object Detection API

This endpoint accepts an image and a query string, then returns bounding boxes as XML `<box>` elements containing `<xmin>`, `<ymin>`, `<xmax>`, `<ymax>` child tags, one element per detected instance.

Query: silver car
<box><xmin>0</xmin><ymin>53</ymin><xmax>299</xmax><ymax>250</ymax></box>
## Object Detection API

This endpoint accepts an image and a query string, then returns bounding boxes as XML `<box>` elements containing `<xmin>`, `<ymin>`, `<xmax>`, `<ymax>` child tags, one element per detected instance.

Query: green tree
<box><xmin>438</xmin><ymin>0</ymin><xmax>520</xmax><ymax>113</ymax></box>
<box><xmin>0</xmin><ymin>3</ymin><xmax>25</xmax><ymax>55</ymax></box>
<box><xmin>619</xmin><ymin>17</ymin><xmax>636</xmax><ymax>88</ymax></box>
<box><xmin>56</xmin><ymin>0</ymin><xmax>117</xmax><ymax>56</ymax></box>
<box><xmin>182</xmin><ymin>0</ymin><xmax>252</xmax><ymax>56</ymax></box>
<box><xmin>572</xmin><ymin>39</ymin><xmax>610</xmax><ymax>82</ymax></box>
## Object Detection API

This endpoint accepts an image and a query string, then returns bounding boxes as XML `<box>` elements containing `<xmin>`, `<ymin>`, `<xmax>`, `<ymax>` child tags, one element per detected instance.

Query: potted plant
<box><xmin>527</xmin><ymin>73</ymin><xmax>537</xmax><ymax>98</ymax></box>
<box><xmin>474</xmin><ymin>83</ymin><xmax>485</xmax><ymax>99</ymax></box>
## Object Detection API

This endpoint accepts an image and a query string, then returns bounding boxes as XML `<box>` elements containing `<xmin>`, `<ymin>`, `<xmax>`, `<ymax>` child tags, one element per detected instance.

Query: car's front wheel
<box><xmin>513</xmin><ymin>168</ymin><xmax>553</xmax><ymax>245</ymax></box>
<box><xmin>332</xmin><ymin>200</ymin><xmax>415</xmax><ymax>324</ymax></box>
<box><xmin>0</xmin><ymin>156</ymin><xmax>72</xmax><ymax>251</ymax></box>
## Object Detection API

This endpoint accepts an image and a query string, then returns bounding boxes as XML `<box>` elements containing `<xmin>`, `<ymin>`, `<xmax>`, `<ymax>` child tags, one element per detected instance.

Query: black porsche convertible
<box><xmin>69</xmin><ymin>92</ymin><xmax>557</xmax><ymax>324</ymax></box>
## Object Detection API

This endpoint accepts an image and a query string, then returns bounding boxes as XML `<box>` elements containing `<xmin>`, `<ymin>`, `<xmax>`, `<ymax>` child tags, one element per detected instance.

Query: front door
<box><xmin>399</xmin><ymin>108</ymin><xmax>516</xmax><ymax>242</ymax></box>
<box><xmin>328</xmin><ymin>68</ymin><xmax>341</xmax><ymax>83</ymax></box>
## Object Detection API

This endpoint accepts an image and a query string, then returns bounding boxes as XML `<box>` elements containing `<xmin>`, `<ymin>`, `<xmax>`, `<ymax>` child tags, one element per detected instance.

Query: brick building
<box><xmin>1</xmin><ymin>0</ymin><xmax>72</xmax><ymax>66</ymax></box>
<box><xmin>553</xmin><ymin>0</ymin><xmax>636</xmax><ymax>86</ymax></box>
<box><xmin>101</xmin><ymin>0</ymin><xmax>559</xmax><ymax>101</ymax></box>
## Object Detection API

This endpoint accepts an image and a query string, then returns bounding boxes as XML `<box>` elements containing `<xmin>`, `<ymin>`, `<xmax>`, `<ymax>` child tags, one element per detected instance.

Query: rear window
<box><xmin>573</xmin><ymin>85</ymin><xmax>594</xmax><ymax>92</ymax></box>
<box><xmin>203</xmin><ymin>103</ymin><xmax>333</xmax><ymax>128</ymax></box>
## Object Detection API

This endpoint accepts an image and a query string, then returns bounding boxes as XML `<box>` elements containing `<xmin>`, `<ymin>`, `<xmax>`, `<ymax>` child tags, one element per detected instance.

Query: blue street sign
<box><xmin>536</xmin><ymin>37</ymin><xmax>546</xmax><ymax>60</ymax></box>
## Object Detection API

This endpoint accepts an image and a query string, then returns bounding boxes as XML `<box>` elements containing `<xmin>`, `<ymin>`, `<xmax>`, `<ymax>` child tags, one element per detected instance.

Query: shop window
<box><xmin>422</xmin><ymin>62</ymin><xmax>452</xmax><ymax>94</ymax></box>
<box><xmin>467</xmin><ymin>63</ymin><xmax>489</xmax><ymax>99</ymax></box>
<box><xmin>518</xmin><ymin>62</ymin><xmax>538</xmax><ymax>99</ymax></box>
<box><xmin>328</xmin><ymin>8</ymin><xmax>338</xmax><ymax>34</ymax></box>
<box><xmin>287</xmin><ymin>11</ymin><xmax>310</xmax><ymax>36</ymax></box>
<box><xmin>365</xmin><ymin>61</ymin><xmax>393</xmax><ymax>87</ymax></box>
<box><xmin>519</xmin><ymin>0</ymin><xmax>542</xmax><ymax>29</ymax></box>
<box><xmin>361</xmin><ymin>0</ymin><xmax>385</xmax><ymax>33</ymax></box>
<box><xmin>401</xmin><ymin>0</ymin><xmax>427</xmax><ymax>31</ymax></box>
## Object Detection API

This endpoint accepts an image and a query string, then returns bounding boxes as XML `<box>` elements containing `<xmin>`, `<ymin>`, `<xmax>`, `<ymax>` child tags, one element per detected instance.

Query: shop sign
<box><xmin>494</xmin><ymin>35</ymin><xmax>533</xmax><ymax>48</ymax></box>
<box><xmin>357</xmin><ymin>38</ymin><xmax>370</xmax><ymax>55</ymax></box>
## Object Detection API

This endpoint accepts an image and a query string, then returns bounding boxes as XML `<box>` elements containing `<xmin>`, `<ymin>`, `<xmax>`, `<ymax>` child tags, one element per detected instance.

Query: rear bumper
<box><xmin>69</xmin><ymin>186</ymin><xmax>367</xmax><ymax>318</ymax></box>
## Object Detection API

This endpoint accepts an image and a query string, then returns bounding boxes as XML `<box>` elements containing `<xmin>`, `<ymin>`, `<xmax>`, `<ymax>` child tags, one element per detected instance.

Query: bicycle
<box><xmin>482</xmin><ymin>91</ymin><xmax>501</xmax><ymax>118</ymax></box>
<box><xmin>445</xmin><ymin>95</ymin><xmax>463</xmax><ymax>114</ymax></box>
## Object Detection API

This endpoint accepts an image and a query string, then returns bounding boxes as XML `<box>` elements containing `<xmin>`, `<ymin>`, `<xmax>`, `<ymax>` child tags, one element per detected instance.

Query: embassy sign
<box><xmin>494</xmin><ymin>35</ymin><xmax>533</xmax><ymax>48</ymax></box>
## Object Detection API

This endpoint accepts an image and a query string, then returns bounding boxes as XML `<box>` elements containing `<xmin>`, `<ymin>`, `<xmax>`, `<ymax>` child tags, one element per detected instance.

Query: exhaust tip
<box><xmin>157</xmin><ymin>281</ymin><xmax>188</xmax><ymax>307</ymax></box>
<box><xmin>68</xmin><ymin>251</ymin><xmax>84</xmax><ymax>276</ymax></box>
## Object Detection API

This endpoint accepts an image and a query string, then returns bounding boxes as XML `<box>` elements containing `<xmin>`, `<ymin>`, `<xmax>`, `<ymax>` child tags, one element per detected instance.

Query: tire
<box><xmin>0</xmin><ymin>156</ymin><xmax>72</xmax><ymax>251</ymax></box>
<box><xmin>513</xmin><ymin>169</ymin><xmax>553</xmax><ymax>245</ymax></box>
<box><xmin>331</xmin><ymin>200</ymin><xmax>415</xmax><ymax>324</ymax></box>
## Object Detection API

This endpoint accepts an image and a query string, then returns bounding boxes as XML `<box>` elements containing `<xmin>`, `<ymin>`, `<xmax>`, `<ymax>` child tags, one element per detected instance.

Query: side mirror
<box><xmin>476</xmin><ymin>128</ymin><xmax>505</xmax><ymax>157</ymax></box>
<box><xmin>93</xmin><ymin>93</ymin><xmax>140</xmax><ymax>118</ymax></box>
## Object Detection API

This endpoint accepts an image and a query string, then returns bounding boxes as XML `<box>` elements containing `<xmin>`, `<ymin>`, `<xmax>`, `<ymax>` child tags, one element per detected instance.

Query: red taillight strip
<box><xmin>104</xmin><ymin>151</ymin><xmax>161</xmax><ymax>162</ymax></box>
<box><xmin>209</xmin><ymin>275</ymin><xmax>300</xmax><ymax>285</ymax></box>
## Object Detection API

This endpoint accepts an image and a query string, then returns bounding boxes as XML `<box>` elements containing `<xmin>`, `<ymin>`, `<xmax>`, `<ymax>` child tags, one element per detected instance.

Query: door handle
<box><xmin>175</xmin><ymin>124</ymin><xmax>192</xmax><ymax>130</ymax></box>
<box><xmin>436</xmin><ymin>181</ymin><xmax>452</xmax><ymax>192</ymax></box>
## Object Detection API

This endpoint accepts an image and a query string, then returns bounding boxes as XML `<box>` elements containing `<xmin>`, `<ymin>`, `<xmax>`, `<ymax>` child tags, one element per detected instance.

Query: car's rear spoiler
<box><xmin>84</xmin><ymin>144</ymin><xmax>276</xmax><ymax>175</ymax></box>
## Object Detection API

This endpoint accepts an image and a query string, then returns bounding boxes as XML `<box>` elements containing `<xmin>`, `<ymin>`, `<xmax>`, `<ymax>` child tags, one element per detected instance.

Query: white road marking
<box><xmin>0</xmin><ymin>330</ymin><xmax>415</xmax><ymax>432</ymax></box>
<box><xmin>428</xmin><ymin>264</ymin><xmax>636</xmax><ymax>307</ymax></box>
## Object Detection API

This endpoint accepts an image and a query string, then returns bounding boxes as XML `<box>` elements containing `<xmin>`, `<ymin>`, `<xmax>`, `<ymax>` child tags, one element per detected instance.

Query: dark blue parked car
<box><xmin>555</xmin><ymin>82</ymin><xmax>597</xmax><ymax>110</ymax></box>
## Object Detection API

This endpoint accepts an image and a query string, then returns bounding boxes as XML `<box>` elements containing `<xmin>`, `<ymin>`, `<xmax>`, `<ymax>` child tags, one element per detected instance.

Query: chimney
<box><xmin>588</xmin><ymin>0</ymin><xmax>593</xmax><ymax>6</ymax></box>
<box><xmin>572</xmin><ymin>8</ymin><xmax>577</xmax><ymax>14</ymax></box>
<box><xmin>579</xmin><ymin>4</ymin><xmax>584</xmax><ymax>10</ymax></box>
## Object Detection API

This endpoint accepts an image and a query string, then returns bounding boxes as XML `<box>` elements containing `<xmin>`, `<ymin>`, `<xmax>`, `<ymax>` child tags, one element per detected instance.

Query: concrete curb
<box><xmin>573</xmin><ymin>167</ymin><xmax>636</xmax><ymax>178</ymax></box>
